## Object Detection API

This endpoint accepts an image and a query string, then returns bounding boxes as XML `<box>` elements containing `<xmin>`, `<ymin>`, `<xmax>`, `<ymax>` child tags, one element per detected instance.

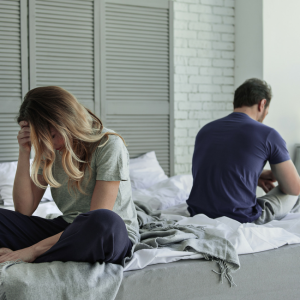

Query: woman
<box><xmin>0</xmin><ymin>86</ymin><xmax>139</xmax><ymax>265</ymax></box>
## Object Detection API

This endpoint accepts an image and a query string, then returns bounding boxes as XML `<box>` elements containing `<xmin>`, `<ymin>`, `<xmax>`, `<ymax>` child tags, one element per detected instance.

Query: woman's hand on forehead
<box><xmin>19</xmin><ymin>121</ymin><xmax>29</xmax><ymax>128</ymax></box>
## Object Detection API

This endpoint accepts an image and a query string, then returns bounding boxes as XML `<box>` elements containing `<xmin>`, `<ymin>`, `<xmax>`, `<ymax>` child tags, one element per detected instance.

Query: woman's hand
<box><xmin>0</xmin><ymin>247</ymin><xmax>13</xmax><ymax>256</ymax></box>
<box><xmin>17</xmin><ymin>121</ymin><xmax>31</xmax><ymax>154</ymax></box>
<box><xmin>0</xmin><ymin>232</ymin><xmax>64</xmax><ymax>264</ymax></box>
<box><xmin>0</xmin><ymin>246</ymin><xmax>37</xmax><ymax>263</ymax></box>
<box><xmin>258</xmin><ymin>170</ymin><xmax>277</xmax><ymax>193</ymax></box>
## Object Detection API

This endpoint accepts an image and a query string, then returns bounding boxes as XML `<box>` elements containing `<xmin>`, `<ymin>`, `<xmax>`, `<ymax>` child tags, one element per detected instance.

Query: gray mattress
<box><xmin>116</xmin><ymin>243</ymin><xmax>300</xmax><ymax>300</ymax></box>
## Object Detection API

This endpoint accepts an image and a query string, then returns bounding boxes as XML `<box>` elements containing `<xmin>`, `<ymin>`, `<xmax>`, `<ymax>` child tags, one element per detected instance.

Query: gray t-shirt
<box><xmin>38</xmin><ymin>127</ymin><xmax>139</xmax><ymax>244</ymax></box>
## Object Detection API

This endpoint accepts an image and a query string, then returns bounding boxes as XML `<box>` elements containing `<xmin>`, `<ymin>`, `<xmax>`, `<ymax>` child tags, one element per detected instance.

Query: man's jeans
<box><xmin>254</xmin><ymin>186</ymin><xmax>300</xmax><ymax>225</ymax></box>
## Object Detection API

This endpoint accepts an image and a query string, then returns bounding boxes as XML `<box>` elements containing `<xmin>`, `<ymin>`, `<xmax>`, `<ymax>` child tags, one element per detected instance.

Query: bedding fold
<box><xmin>134</xmin><ymin>201</ymin><xmax>240</xmax><ymax>286</ymax></box>
<box><xmin>0</xmin><ymin>201</ymin><xmax>240</xmax><ymax>299</ymax></box>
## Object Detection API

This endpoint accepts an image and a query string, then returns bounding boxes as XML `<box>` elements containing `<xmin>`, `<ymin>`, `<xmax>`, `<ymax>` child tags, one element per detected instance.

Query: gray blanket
<box><xmin>0</xmin><ymin>202</ymin><xmax>240</xmax><ymax>300</ymax></box>
<box><xmin>134</xmin><ymin>201</ymin><xmax>240</xmax><ymax>286</ymax></box>
<box><xmin>0</xmin><ymin>260</ymin><xmax>123</xmax><ymax>300</ymax></box>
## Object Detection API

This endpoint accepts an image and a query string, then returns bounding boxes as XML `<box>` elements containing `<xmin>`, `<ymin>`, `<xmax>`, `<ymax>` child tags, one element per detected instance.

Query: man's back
<box><xmin>187</xmin><ymin>112</ymin><xmax>290</xmax><ymax>223</ymax></box>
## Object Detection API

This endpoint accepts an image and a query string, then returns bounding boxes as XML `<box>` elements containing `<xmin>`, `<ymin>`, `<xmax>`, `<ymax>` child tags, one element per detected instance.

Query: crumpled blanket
<box><xmin>134</xmin><ymin>201</ymin><xmax>240</xmax><ymax>286</ymax></box>
<box><xmin>0</xmin><ymin>202</ymin><xmax>240</xmax><ymax>300</ymax></box>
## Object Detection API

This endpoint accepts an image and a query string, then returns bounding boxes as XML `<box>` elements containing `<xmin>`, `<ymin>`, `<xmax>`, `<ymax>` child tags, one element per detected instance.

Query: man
<box><xmin>187</xmin><ymin>78</ymin><xmax>300</xmax><ymax>224</ymax></box>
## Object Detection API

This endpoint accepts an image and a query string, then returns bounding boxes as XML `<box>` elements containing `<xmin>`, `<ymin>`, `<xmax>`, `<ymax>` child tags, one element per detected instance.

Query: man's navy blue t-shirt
<box><xmin>186</xmin><ymin>112</ymin><xmax>290</xmax><ymax>223</ymax></box>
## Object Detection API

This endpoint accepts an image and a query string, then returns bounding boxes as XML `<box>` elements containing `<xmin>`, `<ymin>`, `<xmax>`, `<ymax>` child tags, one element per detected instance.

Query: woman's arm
<box><xmin>28</xmin><ymin>181</ymin><xmax>120</xmax><ymax>261</ymax></box>
<box><xmin>31</xmin><ymin>231</ymin><xmax>64</xmax><ymax>258</ymax></box>
<box><xmin>13</xmin><ymin>121</ymin><xmax>47</xmax><ymax>215</ymax></box>
<box><xmin>0</xmin><ymin>180</ymin><xmax>120</xmax><ymax>263</ymax></box>
<box><xmin>13</xmin><ymin>152</ymin><xmax>47</xmax><ymax>216</ymax></box>
<box><xmin>90</xmin><ymin>180</ymin><xmax>120</xmax><ymax>211</ymax></box>
<box><xmin>0</xmin><ymin>231</ymin><xmax>63</xmax><ymax>263</ymax></box>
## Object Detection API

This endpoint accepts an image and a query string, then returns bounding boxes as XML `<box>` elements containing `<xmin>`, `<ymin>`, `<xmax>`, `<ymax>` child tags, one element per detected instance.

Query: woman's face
<box><xmin>50</xmin><ymin>126</ymin><xmax>65</xmax><ymax>151</ymax></box>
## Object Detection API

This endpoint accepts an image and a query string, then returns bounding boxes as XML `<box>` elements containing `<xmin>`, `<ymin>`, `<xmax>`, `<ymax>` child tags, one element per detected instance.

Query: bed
<box><xmin>1</xmin><ymin>152</ymin><xmax>300</xmax><ymax>300</ymax></box>
<box><xmin>2</xmin><ymin>0</ymin><xmax>299</xmax><ymax>298</ymax></box>
<box><xmin>117</xmin><ymin>244</ymin><xmax>300</xmax><ymax>300</ymax></box>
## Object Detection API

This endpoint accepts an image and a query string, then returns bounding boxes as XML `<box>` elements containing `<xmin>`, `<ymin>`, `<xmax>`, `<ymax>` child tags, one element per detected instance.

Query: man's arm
<box><xmin>258</xmin><ymin>169</ymin><xmax>277</xmax><ymax>193</ymax></box>
<box><xmin>270</xmin><ymin>160</ymin><xmax>300</xmax><ymax>195</ymax></box>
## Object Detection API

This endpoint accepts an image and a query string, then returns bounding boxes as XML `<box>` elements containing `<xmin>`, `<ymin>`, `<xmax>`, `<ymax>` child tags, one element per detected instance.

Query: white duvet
<box><xmin>127</xmin><ymin>174</ymin><xmax>300</xmax><ymax>271</ymax></box>
<box><xmin>125</xmin><ymin>203</ymin><xmax>300</xmax><ymax>271</ymax></box>
<box><xmin>2</xmin><ymin>175</ymin><xmax>300</xmax><ymax>272</ymax></box>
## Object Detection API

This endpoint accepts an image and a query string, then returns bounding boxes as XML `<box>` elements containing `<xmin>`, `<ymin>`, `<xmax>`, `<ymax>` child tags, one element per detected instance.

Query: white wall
<box><xmin>173</xmin><ymin>0</ymin><xmax>235</xmax><ymax>175</ymax></box>
<box><xmin>173</xmin><ymin>0</ymin><xmax>300</xmax><ymax>176</ymax></box>
<box><xmin>263</xmin><ymin>0</ymin><xmax>300</xmax><ymax>161</ymax></box>
<box><xmin>234</xmin><ymin>0</ymin><xmax>262</xmax><ymax>88</ymax></box>
<box><xmin>235</xmin><ymin>0</ymin><xmax>300</xmax><ymax>196</ymax></box>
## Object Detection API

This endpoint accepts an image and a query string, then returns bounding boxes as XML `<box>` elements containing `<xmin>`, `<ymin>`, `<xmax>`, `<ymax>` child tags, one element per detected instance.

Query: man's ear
<box><xmin>258</xmin><ymin>99</ymin><xmax>267</xmax><ymax>112</ymax></box>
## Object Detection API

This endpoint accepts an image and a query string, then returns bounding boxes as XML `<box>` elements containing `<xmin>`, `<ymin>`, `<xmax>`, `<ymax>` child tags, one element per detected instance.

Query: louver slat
<box><xmin>103</xmin><ymin>1</ymin><xmax>173</xmax><ymax>176</ymax></box>
<box><xmin>0</xmin><ymin>0</ymin><xmax>22</xmax><ymax>105</ymax></box>
<box><xmin>31</xmin><ymin>0</ymin><xmax>98</xmax><ymax>111</ymax></box>
<box><xmin>0</xmin><ymin>0</ymin><xmax>27</xmax><ymax>162</ymax></box>
<box><xmin>106</xmin><ymin>115</ymin><xmax>170</xmax><ymax>176</ymax></box>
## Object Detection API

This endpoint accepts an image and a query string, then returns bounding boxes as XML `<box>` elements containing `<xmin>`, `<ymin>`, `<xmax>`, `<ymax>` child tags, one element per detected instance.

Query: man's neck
<box><xmin>233</xmin><ymin>106</ymin><xmax>259</xmax><ymax>121</ymax></box>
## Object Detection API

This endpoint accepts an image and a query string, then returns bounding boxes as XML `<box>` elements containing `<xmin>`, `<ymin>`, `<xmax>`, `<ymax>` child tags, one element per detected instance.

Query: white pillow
<box><xmin>132</xmin><ymin>174</ymin><xmax>193</xmax><ymax>210</ymax></box>
<box><xmin>129</xmin><ymin>151</ymin><xmax>168</xmax><ymax>190</ymax></box>
<box><xmin>0</xmin><ymin>159</ymin><xmax>35</xmax><ymax>187</ymax></box>
<box><xmin>0</xmin><ymin>160</ymin><xmax>20</xmax><ymax>187</ymax></box>
<box><xmin>0</xmin><ymin>159</ymin><xmax>53</xmax><ymax>205</ymax></box>
<box><xmin>0</xmin><ymin>185</ymin><xmax>53</xmax><ymax>206</ymax></box>
<box><xmin>0</xmin><ymin>160</ymin><xmax>25</xmax><ymax>205</ymax></box>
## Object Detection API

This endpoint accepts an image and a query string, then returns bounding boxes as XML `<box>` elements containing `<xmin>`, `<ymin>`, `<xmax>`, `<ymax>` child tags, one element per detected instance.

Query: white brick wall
<box><xmin>174</xmin><ymin>0</ymin><xmax>235</xmax><ymax>175</ymax></box>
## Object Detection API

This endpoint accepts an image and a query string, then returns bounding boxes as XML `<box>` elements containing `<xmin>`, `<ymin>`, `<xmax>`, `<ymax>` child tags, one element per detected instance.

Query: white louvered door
<box><xmin>0</xmin><ymin>0</ymin><xmax>174</xmax><ymax>173</ymax></box>
<box><xmin>101</xmin><ymin>0</ymin><xmax>174</xmax><ymax>176</ymax></box>
<box><xmin>29</xmin><ymin>0</ymin><xmax>100</xmax><ymax>114</ymax></box>
<box><xmin>0</xmin><ymin>0</ymin><xmax>28</xmax><ymax>162</ymax></box>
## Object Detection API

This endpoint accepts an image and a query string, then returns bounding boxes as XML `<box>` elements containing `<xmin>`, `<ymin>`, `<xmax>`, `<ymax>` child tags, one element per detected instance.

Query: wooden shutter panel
<box><xmin>0</xmin><ymin>0</ymin><xmax>28</xmax><ymax>162</ymax></box>
<box><xmin>29</xmin><ymin>0</ymin><xmax>100</xmax><ymax>114</ymax></box>
<box><xmin>101</xmin><ymin>0</ymin><xmax>174</xmax><ymax>176</ymax></box>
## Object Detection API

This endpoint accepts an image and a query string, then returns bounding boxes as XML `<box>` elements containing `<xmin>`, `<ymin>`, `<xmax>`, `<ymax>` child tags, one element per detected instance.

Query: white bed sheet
<box><xmin>125</xmin><ymin>203</ymin><xmax>300</xmax><ymax>271</ymax></box>
<box><xmin>2</xmin><ymin>196</ymin><xmax>300</xmax><ymax>273</ymax></box>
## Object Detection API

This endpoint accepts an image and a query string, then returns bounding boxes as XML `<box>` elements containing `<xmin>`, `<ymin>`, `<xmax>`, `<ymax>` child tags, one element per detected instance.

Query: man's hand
<box><xmin>258</xmin><ymin>170</ymin><xmax>277</xmax><ymax>193</ymax></box>
<box><xmin>0</xmin><ymin>246</ymin><xmax>37</xmax><ymax>263</ymax></box>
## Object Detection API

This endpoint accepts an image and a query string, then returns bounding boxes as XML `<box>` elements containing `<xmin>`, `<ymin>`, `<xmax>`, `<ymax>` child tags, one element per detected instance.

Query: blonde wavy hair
<box><xmin>17</xmin><ymin>86</ymin><xmax>125</xmax><ymax>195</ymax></box>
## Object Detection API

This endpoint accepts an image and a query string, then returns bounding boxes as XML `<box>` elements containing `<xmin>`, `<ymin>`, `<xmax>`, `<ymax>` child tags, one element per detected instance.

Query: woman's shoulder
<box><xmin>98</xmin><ymin>127</ymin><xmax>124</xmax><ymax>145</ymax></box>
<box><xmin>92</xmin><ymin>127</ymin><xmax>129</xmax><ymax>175</ymax></box>
<box><xmin>94</xmin><ymin>127</ymin><xmax>127</xmax><ymax>157</ymax></box>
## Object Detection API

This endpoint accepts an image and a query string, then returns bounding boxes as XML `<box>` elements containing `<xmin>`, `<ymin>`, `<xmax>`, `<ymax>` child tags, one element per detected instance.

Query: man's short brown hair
<box><xmin>233</xmin><ymin>78</ymin><xmax>272</xmax><ymax>109</ymax></box>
